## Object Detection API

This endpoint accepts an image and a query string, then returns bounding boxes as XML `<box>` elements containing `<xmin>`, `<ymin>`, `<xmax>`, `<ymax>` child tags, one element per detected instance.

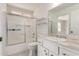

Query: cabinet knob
<box><xmin>63</xmin><ymin>53</ymin><xmax>66</xmax><ymax>56</ymax></box>
<box><xmin>45</xmin><ymin>53</ymin><xmax>48</xmax><ymax>55</ymax></box>
<box><xmin>50</xmin><ymin>54</ymin><xmax>53</xmax><ymax>56</ymax></box>
<box><xmin>44</xmin><ymin>50</ymin><xmax>46</xmax><ymax>52</ymax></box>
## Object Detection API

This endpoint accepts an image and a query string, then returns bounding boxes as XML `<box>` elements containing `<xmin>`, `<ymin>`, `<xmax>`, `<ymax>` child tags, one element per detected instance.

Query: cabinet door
<box><xmin>37</xmin><ymin>45</ymin><xmax>49</xmax><ymax>56</ymax></box>
<box><xmin>43</xmin><ymin>40</ymin><xmax>58</xmax><ymax>55</ymax></box>
<box><xmin>49</xmin><ymin>51</ymin><xmax>57</xmax><ymax>56</ymax></box>
<box><xmin>7</xmin><ymin>14</ymin><xmax>25</xmax><ymax>45</ymax></box>
<box><xmin>61</xmin><ymin>51</ymin><xmax>79</xmax><ymax>56</ymax></box>
<box><xmin>42</xmin><ymin>47</ymin><xmax>49</xmax><ymax>56</ymax></box>
<box><xmin>59</xmin><ymin>47</ymin><xmax>78</xmax><ymax>56</ymax></box>
<box><xmin>37</xmin><ymin>45</ymin><xmax>43</xmax><ymax>56</ymax></box>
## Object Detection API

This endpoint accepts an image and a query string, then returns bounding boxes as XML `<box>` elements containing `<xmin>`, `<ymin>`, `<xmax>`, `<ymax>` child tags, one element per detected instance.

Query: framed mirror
<box><xmin>48</xmin><ymin>14</ymin><xmax>70</xmax><ymax>37</ymax></box>
<box><xmin>48</xmin><ymin>4</ymin><xmax>79</xmax><ymax>37</ymax></box>
<box><xmin>57</xmin><ymin>14</ymin><xmax>70</xmax><ymax>35</ymax></box>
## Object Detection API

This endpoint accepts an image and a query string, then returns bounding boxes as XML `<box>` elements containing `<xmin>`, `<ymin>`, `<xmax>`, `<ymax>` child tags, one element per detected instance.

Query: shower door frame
<box><xmin>6</xmin><ymin>13</ymin><xmax>26</xmax><ymax>46</ymax></box>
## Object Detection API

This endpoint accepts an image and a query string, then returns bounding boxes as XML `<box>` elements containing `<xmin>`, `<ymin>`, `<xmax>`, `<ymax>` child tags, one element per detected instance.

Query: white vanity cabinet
<box><xmin>37</xmin><ymin>38</ymin><xmax>43</xmax><ymax>56</ymax></box>
<box><xmin>37</xmin><ymin>37</ymin><xmax>79</xmax><ymax>56</ymax></box>
<box><xmin>49</xmin><ymin>51</ymin><xmax>57</xmax><ymax>56</ymax></box>
<box><xmin>43</xmin><ymin>39</ymin><xmax>58</xmax><ymax>56</ymax></box>
<box><xmin>37</xmin><ymin>45</ymin><xmax>43</xmax><ymax>56</ymax></box>
<box><xmin>37</xmin><ymin>38</ymin><xmax>49</xmax><ymax>56</ymax></box>
<box><xmin>59</xmin><ymin>46</ymin><xmax>79</xmax><ymax>56</ymax></box>
<box><xmin>37</xmin><ymin>37</ymin><xmax>58</xmax><ymax>56</ymax></box>
<box><xmin>38</xmin><ymin>45</ymin><xmax>49</xmax><ymax>56</ymax></box>
<box><xmin>42</xmin><ymin>47</ymin><xmax>49</xmax><ymax>56</ymax></box>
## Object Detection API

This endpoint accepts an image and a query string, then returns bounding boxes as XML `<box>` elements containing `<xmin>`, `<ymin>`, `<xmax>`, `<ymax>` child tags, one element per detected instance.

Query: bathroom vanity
<box><xmin>38</xmin><ymin>38</ymin><xmax>58</xmax><ymax>56</ymax></box>
<box><xmin>37</xmin><ymin>36</ymin><xmax>79</xmax><ymax>56</ymax></box>
<box><xmin>37</xmin><ymin>37</ymin><xmax>58</xmax><ymax>56</ymax></box>
<box><xmin>59</xmin><ymin>38</ymin><xmax>79</xmax><ymax>56</ymax></box>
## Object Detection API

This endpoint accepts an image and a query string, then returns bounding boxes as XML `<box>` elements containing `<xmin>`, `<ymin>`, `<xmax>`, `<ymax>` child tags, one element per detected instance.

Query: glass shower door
<box><xmin>7</xmin><ymin>14</ymin><xmax>26</xmax><ymax>45</ymax></box>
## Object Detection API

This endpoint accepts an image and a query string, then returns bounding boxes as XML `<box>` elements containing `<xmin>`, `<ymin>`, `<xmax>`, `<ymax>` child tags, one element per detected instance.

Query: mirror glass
<box><xmin>48</xmin><ymin>4</ymin><xmax>79</xmax><ymax>36</ymax></box>
<box><xmin>57</xmin><ymin>14</ymin><xmax>69</xmax><ymax>35</ymax></box>
<box><xmin>69</xmin><ymin>9</ymin><xmax>79</xmax><ymax>35</ymax></box>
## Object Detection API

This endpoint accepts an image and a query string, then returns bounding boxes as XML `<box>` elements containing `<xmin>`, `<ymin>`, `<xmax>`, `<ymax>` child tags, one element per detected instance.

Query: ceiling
<box><xmin>8</xmin><ymin>3</ymin><xmax>62</xmax><ymax>11</ymax></box>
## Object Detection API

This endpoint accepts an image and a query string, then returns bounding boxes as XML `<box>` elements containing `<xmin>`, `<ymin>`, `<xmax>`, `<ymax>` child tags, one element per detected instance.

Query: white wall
<box><xmin>33</xmin><ymin>7</ymin><xmax>48</xmax><ymax>18</ymax></box>
<box><xmin>33</xmin><ymin>4</ymin><xmax>51</xmax><ymax>18</ymax></box>
<box><xmin>0</xmin><ymin>3</ymin><xmax>7</xmax><ymax>56</ymax></box>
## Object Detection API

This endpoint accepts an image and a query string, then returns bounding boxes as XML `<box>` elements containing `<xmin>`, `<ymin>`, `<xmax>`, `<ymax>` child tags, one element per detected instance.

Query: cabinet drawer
<box><xmin>59</xmin><ymin>47</ymin><xmax>78</xmax><ymax>56</ymax></box>
<box><xmin>49</xmin><ymin>51</ymin><xmax>57</xmax><ymax>56</ymax></box>
<box><xmin>43</xmin><ymin>40</ymin><xmax>58</xmax><ymax>54</ymax></box>
<box><xmin>42</xmin><ymin>47</ymin><xmax>49</xmax><ymax>56</ymax></box>
<box><xmin>37</xmin><ymin>45</ymin><xmax>49</xmax><ymax>56</ymax></box>
<box><xmin>37</xmin><ymin>45</ymin><xmax>43</xmax><ymax>56</ymax></box>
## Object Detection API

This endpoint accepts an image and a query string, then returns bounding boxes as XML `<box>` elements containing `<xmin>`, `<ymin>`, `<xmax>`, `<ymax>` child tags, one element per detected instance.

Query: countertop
<box><xmin>59</xmin><ymin>39</ymin><xmax>79</xmax><ymax>52</ymax></box>
<box><xmin>42</xmin><ymin>36</ymin><xmax>79</xmax><ymax>53</ymax></box>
